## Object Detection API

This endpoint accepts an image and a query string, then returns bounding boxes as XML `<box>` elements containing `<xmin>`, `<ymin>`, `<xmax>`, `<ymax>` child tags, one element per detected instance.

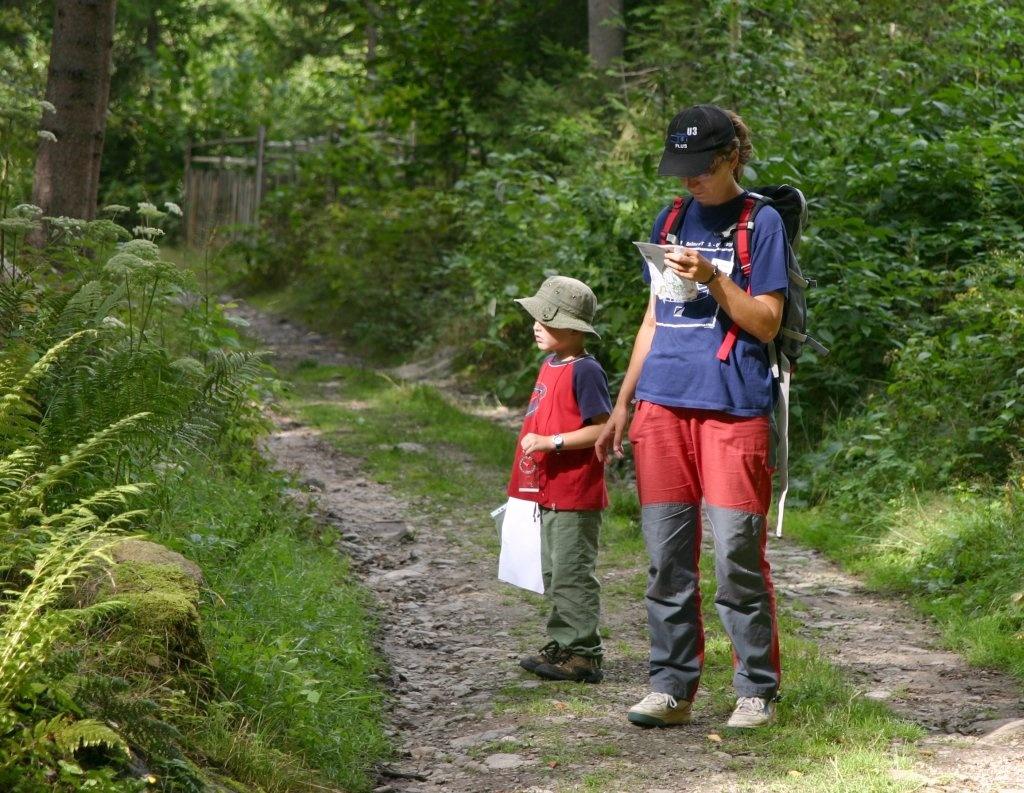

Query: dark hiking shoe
<box><xmin>533</xmin><ymin>653</ymin><xmax>603</xmax><ymax>684</ymax></box>
<box><xmin>519</xmin><ymin>641</ymin><xmax>566</xmax><ymax>673</ymax></box>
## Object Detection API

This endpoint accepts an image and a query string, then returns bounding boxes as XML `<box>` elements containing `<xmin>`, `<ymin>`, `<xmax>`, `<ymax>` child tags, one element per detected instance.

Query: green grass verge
<box><xmin>285</xmin><ymin>360</ymin><xmax>926</xmax><ymax>792</ymax></box>
<box><xmin>786</xmin><ymin>489</ymin><xmax>1024</xmax><ymax>681</ymax></box>
<box><xmin>149</xmin><ymin>451</ymin><xmax>391</xmax><ymax>792</ymax></box>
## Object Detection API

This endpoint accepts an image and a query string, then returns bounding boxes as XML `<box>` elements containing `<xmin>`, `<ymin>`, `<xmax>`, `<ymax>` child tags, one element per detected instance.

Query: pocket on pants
<box><xmin>627</xmin><ymin>400</ymin><xmax>649</xmax><ymax>444</ymax></box>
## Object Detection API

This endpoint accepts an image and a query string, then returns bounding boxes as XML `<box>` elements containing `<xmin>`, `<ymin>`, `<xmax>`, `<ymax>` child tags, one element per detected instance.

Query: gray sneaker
<box><xmin>627</xmin><ymin>692</ymin><xmax>692</xmax><ymax>728</ymax></box>
<box><xmin>726</xmin><ymin>696</ymin><xmax>776</xmax><ymax>728</ymax></box>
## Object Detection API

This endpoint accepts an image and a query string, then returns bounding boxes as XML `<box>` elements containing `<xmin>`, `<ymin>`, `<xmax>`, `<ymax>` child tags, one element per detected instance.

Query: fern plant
<box><xmin>1</xmin><ymin>109</ymin><xmax>272</xmax><ymax>784</ymax></box>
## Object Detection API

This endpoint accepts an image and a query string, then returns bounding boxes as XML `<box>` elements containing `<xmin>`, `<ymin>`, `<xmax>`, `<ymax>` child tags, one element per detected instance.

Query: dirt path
<box><xmin>235</xmin><ymin>302</ymin><xmax>1024</xmax><ymax>793</ymax></box>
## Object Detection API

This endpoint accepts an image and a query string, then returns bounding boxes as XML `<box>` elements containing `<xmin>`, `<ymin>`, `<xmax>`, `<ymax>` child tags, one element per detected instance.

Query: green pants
<box><xmin>540</xmin><ymin>507</ymin><xmax>603</xmax><ymax>659</ymax></box>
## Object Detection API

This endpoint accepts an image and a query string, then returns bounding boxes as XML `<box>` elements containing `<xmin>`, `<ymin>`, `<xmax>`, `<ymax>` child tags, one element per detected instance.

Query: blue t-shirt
<box><xmin>635</xmin><ymin>191</ymin><xmax>789</xmax><ymax>417</ymax></box>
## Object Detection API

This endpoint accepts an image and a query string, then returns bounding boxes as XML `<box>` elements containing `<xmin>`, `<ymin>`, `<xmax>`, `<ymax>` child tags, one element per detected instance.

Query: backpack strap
<box><xmin>733</xmin><ymin>195</ymin><xmax>758</xmax><ymax>277</ymax></box>
<box><xmin>658</xmin><ymin>196</ymin><xmax>692</xmax><ymax>245</ymax></box>
<box><xmin>770</xmin><ymin>345</ymin><xmax>792</xmax><ymax>538</ymax></box>
<box><xmin>715</xmin><ymin>195</ymin><xmax>759</xmax><ymax>362</ymax></box>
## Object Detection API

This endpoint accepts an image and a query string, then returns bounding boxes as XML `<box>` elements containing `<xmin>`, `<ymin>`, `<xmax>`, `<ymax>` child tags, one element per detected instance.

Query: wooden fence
<box><xmin>183</xmin><ymin>128</ymin><xmax>332</xmax><ymax>247</ymax></box>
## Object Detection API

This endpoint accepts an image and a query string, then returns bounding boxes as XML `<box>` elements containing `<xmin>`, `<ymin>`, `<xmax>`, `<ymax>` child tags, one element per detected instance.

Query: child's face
<box><xmin>533</xmin><ymin>322</ymin><xmax>585</xmax><ymax>357</ymax></box>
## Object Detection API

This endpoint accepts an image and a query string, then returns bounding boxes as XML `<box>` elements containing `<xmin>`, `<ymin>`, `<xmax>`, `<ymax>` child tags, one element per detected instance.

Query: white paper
<box><xmin>497</xmin><ymin>497</ymin><xmax>544</xmax><ymax>594</ymax></box>
<box><xmin>634</xmin><ymin>242</ymin><xmax>698</xmax><ymax>302</ymax></box>
<box><xmin>633</xmin><ymin>241</ymin><xmax>677</xmax><ymax>276</ymax></box>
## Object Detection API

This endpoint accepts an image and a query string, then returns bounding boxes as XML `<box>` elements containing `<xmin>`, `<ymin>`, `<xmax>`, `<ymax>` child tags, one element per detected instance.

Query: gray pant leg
<box><xmin>705</xmin><ymin>503</ymin><xmax>780</xmax><ymax>698</ymax></box>
<box><xmin>641</xmin><ymin>502</ymin><xmax>702</xmax><ymax>701</ymax></box>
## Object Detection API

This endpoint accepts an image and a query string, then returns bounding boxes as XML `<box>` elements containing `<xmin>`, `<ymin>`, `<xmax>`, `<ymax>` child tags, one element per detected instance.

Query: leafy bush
<box><xmin>805</xmin><ymin>255</ymin><xmax>1024</xmax><ymax>501</ymax></box>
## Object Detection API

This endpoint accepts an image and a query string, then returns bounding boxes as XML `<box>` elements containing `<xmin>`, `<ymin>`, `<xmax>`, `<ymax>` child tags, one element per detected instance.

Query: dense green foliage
<box><xmin>213</xmin><ymin>0</ymin><xmax>1024</xmax><ymax>421</ymax></box>
<box><xmin>0</xmin><ymin>197</ymin><xmax>388</xmax><ymax>786</ymax></box>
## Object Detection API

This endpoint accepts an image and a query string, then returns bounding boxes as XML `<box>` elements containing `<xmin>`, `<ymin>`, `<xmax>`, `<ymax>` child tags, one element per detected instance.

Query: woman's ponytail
<box><xmin>726</xmin><ymin>110</ymin><xmax>753</xmax><ymax>182</ymax></box>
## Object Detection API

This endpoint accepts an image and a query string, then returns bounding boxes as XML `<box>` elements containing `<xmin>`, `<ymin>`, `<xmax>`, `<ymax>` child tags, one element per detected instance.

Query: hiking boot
<box><xmin>627</xmin><ymin>692</ymin><xmax>692</xmax><ymax>728</ymax></box>
<box><xmin>533</xmin><ymin>653</ymin><xmax>603</xmax><ymax>684</ymax></box>
<box><xmin>519</xmin><ymin>641</ymin><xmax>565</xmax><ymax>674</ymax></box>
<box><xmin>726</xmin><ymin>696</ymin><xmax>776</xmax><ymax>728</ymax></box>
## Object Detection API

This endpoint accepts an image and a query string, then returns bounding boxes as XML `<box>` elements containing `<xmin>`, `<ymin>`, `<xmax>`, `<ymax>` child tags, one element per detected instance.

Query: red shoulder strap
<box><xmin>658</xmin><ymin>196</ymin><xmax>686</xmax><ymax>244</ymax></box>
<box><xmin>716</xmin><ymin>196</ymin><xmax>760</xmax><ymax>361</ymax></box>
<box><xmin>734</xmin><ymin>196</ymin><xmax>757</xmax><ymax>276</ymax></box>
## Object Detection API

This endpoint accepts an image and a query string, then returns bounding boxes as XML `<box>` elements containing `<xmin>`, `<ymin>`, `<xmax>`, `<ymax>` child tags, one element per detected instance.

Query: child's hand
<box><xmin>520</xmin><ymin>433</ymin><xmax>554</xmax><ymax>454</ymax></box>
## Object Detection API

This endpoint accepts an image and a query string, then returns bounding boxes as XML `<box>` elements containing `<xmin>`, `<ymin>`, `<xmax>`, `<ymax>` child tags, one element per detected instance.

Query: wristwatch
<box><xmin>698</xmin><ymin>264</ymin><xmax>720</xmax><ymax>286</ymax></box>
<box><xmin>552</xmin><ymin>434</ymin><xmax>565</xmax><ymax>451</ymax></box>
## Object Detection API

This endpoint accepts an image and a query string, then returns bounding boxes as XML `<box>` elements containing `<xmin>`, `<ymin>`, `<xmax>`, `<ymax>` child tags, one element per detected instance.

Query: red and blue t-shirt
<box><xmin>636</xmin><ymin>191</ymin><xmax>789</xmax><ymax>417</ymax></box>
<box><xmin>507</xmin><ymin>354</ymin><xmax>612</xmax><ymax>510</ymax></box>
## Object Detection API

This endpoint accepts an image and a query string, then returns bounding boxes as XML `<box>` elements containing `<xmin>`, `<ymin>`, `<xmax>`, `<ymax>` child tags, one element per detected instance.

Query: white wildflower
<box><xmin>39</xmin><ymin>100</ymin><xmax>56</xmax><ymax>114</ymax></box>
<box><xmin>120</xmin><ymin>239</ymin><xmax>160</xmax><ymax>260</ymax></box>
<box><xmin>133</xmin><ymin>225</ymin><xmax>165</xmax><ymax>239</ymax></box>
<box><xmin>13</xmin><ymin>204</ymin><xmax>43</xmax><ymax>218</ymax></box>
<box><xmin>163</xmin><ymin>201</ymin><xmax>183</xmax><ymax>217</ymax></box>
<box><xmin>136</xmin><ymin>202</ymin><xmax>166</xmax><ymax>220</ymax></box>
<box><xmin>102</xmin><ymin>204</ymin><xmax>131</xmax><ymax>215</ymax></box>
<box><xmin>101</xmin><ymin>315</ymin><xmax>126</xmax><ymax>329</ymax></box>
<box><xmin>0</xmin><ymin>217</ymin><xmax>38</xmax><ymax>235</ymax></box>
<box><xmin>37</xmin><ymin>130</ymin><xmax>57</xmax><ymax>142</ymax></box>
<box><xmin>104</xmin><ymin>252</ymin><xmax>150</xmax><ymax>276</ymax></box>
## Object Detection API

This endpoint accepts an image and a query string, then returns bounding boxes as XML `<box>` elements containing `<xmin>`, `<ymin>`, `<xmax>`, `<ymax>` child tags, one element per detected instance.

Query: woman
<box><xmin>596</xmin><ymin>104</ymin><xmax>786</xmax><ymax>729</ymax></box>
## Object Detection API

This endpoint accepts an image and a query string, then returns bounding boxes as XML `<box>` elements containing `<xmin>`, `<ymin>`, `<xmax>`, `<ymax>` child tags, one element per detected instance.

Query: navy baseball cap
<box><xmin>657</xmin><ymin>104</ymin><xmax>736</xmax><ymax>178</ymax></box>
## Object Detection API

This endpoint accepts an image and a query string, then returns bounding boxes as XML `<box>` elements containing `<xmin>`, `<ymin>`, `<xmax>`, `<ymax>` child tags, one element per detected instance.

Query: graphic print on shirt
<box><xmin>649</xmin><ymin>237</ymin><xmax>737</xmax><ymax>329</ymax></box>
<box><xmin>525</xmin><ymin>382</ymin><xmax>547</xmax><ymax>417</ymax></box>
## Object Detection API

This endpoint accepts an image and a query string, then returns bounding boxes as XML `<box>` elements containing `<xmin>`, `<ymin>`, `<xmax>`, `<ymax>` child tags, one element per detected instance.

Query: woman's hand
<box><xmin>520</xmin><ymin>433</ymin><xmax>554</xmax><ymax>455</ymax></box>
<box><xmin>595</xmin><ymin>405</ymin><xmax>630</xmax><ymax>462</ymax></box>
<box><xmin>664</xmin><ymin>246</ymin><xmax>715</xmax><ymax>284</ymax></box>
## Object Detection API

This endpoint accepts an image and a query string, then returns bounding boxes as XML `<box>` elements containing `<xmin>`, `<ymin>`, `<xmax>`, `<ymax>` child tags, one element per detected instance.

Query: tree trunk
<box><xmin>365</xmin><ymin>1</ymin><xmax>379</xmax><ymax>82</ymax></box>
<box><xmin>32</xmin><ymin>0</ymin><xmax>117</xmax><ymax>223</ymax></box>
<box><xmin>588</xmin><ymin>0</ymin><xmax>624</xmax><ymax>72</ymax></box>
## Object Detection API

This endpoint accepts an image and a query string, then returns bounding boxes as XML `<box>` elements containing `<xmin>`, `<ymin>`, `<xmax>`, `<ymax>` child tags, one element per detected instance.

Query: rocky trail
<box><xmin>234</xmin><ymin>301</ymin><xmax>1024</xmax><ymax>793</ymax></box>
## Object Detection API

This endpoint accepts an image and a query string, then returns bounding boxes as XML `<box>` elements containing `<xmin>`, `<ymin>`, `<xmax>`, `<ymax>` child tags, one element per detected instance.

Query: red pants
<box><xmin>629</xmin><ymin>401</ymin><xmax>780</xmax><ymax>700</ymax></box>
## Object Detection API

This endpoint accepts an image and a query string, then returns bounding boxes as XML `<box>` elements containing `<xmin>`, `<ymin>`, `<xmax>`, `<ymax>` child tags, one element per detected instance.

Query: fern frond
<box><xmin>0</xmin><ymin>329</ymin><xmax>98</xmax><ymax>434</ymax></box>
<box><xmin>33</xmin><ymin>412</ymin><xmax>151</xmax><ymax>494</ymax></box>
<box><xmin>0</xmin><ymin>446</ymin><xmax>38</xmax><ymax>495</ymax></box>
<box><xmin>74</xmin><ymin>674</ymin><xmax>188</xmax><ymax>768</ymax></box>
<box><xmin>49</xmin><ymin>280</ymin><xmax>123</xmax><ymax>339</ymax></box>
<box><xmin>0</xmin><ymin>276</ymin><xmax>35</xmax><ymax>343</ymax></box>
<box><xmin>52</xmin><ymin>716</ymin><xmax>131</xmax><ymax>757</ymax></box>
<box><xmin>38</xmin><ymin>484</ymin><xmax>151</xmax><ymax>529</ymax></box>
<box><xmin>0</xmin><ymin>512</ymin><xmax>135</xmax><ymax>706</ymax></box>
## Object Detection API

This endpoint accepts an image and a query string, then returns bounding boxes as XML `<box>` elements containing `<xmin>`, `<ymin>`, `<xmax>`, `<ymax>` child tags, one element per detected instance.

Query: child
<box><xmin>509</xmin><ymin>276</ymin><xmax>612</xmax><ymax>684</ymax></box>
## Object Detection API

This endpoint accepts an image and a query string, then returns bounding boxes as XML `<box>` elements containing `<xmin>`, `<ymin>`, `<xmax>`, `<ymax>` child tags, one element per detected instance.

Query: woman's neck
<box><xmin>698</xmin><ymin>181</ymin><xmax>743</xmax><ymax>207</ymax></box>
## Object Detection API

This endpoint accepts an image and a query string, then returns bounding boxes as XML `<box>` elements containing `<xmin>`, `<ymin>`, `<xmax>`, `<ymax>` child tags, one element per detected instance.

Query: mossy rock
<box><xmin>109</xmin><ymin>538</ymin><xmax>204</xmax><ymax>586</ymax></box>
<box><xmin>80</xmin><ymin>539</ymin><xmax>209</xmax><ymax>668</ymax></box>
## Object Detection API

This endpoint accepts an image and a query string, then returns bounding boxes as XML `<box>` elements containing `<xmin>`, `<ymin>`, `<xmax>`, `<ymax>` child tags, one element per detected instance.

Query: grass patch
<box><xmin>150</xmin><ymin>453</ymin><xmax>391</xmax><ymax>792</ymax></box>
<box><xmin>288</xmin><ymin>364</ymin><xmax>512</xmax><ymax>512</ymax></box>
<box><xmin>786</xmin><ymin>489</ymin><xmax>1024</xmax><ymax>681</ymax></box>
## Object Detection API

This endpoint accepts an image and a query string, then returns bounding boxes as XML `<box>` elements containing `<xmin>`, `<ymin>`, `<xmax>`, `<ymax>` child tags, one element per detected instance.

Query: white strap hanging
<box><xmin>767</xmin><ymin>346</ymin><xmax>792</xmax><ymax>538</ymax></box>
